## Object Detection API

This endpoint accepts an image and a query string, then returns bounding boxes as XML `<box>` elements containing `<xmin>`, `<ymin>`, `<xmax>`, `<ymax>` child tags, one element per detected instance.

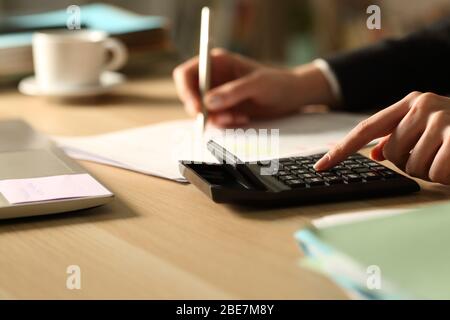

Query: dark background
<box><xmin>1</xmin><ymin>0</ymin><xmax>449</xmax><ymax>65</ymax></box>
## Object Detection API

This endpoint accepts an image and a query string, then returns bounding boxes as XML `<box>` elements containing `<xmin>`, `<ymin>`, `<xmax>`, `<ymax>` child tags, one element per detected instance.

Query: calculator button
<box><xmin>344</xmin><ymin>174</ymin><xmax>362</xmax><ymax>182</ymax></box>
<box><xmin>325</xmin><ymin>176</ymin><xmax>344</xmax><ymax>184</ymax></box>
<box><xmin>352</xmin><ymin>167</ymin><xmax>372</xmax><ymax>174</ymax></box>
<box><xmin>286</xmin><ymin>179</ymin><xmax>306</xmax><ymax>188</ymax></box>
<box><xmin>318</xmin><ymin>172</ymin><xmax>334</xmax><ymax>177</ymax></box>
<box><xmin>346</xmin><ymin>164</ymin><xmax>366</xmax><ymax>170</ymax></box>
<box><xmin>276</xmin><ymin>170</ymin><xmax>289</xmax><ymax>176</ymax></box>
<box><xmin>309</xmin><ymin>156</ymin><xmax>323</xmax><ymax>161</ymax></box>
<box><xmin>279</xmin><ymin>175</ymin><xmax>296</xmax><ymax>181</ymax></box>
<box><xmin>379</xmin><ymin>170</ymin><xmax>398</xmax><ymax>179</ymax></box>
<box><xmin>305</xmin><ymin>177</ymin><xmax>325</xmax><ymax>186</ymax></box>
<box><xmin>336</xmin><ymin>169</ymin><xmax>353</xmax><ymax>175</ymax></box>
<box><xmin>286</xmin><ymin>165</ymin><xmax>301</xmax><ymax>170</ymax></box>
<box><xmin>371</xmin><ymin>166</ymin><xmax>386</xmax><ymax>171</ymax></box>
<box><xmin>362</xmin><ymin>172</ymin><xmax>382</xmax><ymax>181</ymax></box>
<box><xmin>366</xmin><ymin>162</ymin><xmax>380</xmax><ymax>167</ymax></box>
<box><xmin>292</xmin><ymin>169</ymin><xmax>310</xmax><ymax>175</ymax></box>
<box><xmin>301</xmin><ymin>173</ymin><xmax>317</xmax><ymax>179</ymax></box>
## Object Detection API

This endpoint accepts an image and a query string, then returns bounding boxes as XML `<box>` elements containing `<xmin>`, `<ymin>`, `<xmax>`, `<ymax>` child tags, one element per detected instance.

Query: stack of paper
<box><xmin>295</xmin><ymin>202</ymin><xmax>450</xmax><ymax>299</ymax></box>
<box><xmin>53</xmin><ymin>112</ymin><xmax>372</xmax><ymax>182</ymax></box>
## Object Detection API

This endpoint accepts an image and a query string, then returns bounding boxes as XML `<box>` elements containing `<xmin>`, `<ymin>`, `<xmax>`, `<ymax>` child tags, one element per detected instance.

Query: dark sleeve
<box><xmin>325</xmin><ymin>17</ymin><xmax>450</xmax><ymax>111</ymax></box>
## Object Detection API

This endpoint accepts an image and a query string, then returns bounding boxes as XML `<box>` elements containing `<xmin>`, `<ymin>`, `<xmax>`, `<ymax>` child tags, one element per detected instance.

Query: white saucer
<box><xmin>18</xmin><ymin>71</ymin><xmax>126</xmax><ymax>98</ymax></box>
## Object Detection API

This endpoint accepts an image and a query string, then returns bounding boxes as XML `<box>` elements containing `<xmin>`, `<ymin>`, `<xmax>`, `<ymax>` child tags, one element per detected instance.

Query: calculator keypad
<box><xmin>272</xmin><ymin>153</ymin><xmax>398</xmax><ymax>189</ymax></box>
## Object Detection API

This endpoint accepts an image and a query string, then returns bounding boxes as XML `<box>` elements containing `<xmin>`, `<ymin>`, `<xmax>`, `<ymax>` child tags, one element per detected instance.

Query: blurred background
<box><xmin>1</xmin><ymin>0</ymin><xmax>450</xmax><ymax>82</ymax></box>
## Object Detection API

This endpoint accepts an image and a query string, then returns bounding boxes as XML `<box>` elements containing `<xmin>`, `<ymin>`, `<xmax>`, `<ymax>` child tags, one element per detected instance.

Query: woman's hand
<box><xmin>315</xmin><ymin>92</ymin><xmax>450</xmax><ymax>185</ymax></box>
<box><xmin>173</xmin><ymin>48</ymin><xmax>335</xmax><ymax>127</ymax></box>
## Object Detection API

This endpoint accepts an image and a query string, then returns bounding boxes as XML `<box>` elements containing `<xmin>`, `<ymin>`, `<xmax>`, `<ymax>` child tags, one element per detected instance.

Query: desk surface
<box><xmin>0</xmin><ymin>77</ymin><xmax>449</xmax><ymax>299</ymax></box>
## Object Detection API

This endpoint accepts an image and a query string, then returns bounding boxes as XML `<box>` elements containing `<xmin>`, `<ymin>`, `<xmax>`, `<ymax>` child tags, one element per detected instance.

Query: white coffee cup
<box><xmin>32</xmin><ymin>30</ymin><xmax>128</xmax><ymax>91</ymax></box>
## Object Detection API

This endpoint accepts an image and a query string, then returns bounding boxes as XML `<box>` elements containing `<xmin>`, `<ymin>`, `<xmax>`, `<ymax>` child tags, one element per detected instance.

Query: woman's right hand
<box><xmin>173</xmin><ymin>48</ymin><xmax>336</xmax><ymax>127</ymax></box>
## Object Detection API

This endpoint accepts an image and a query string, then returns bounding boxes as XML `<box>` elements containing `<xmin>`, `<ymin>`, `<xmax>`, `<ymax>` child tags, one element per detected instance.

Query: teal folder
<box><xmin>296</xmin><ymin>202</ymin><xmax>450</xmax><ymax>299</ymax></box>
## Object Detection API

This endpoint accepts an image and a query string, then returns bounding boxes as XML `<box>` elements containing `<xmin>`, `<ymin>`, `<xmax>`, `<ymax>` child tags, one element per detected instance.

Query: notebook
<box><xmin>296</xmin><ymin>202</ymin><xmax>450</xmax><ymax>299</ymax></box>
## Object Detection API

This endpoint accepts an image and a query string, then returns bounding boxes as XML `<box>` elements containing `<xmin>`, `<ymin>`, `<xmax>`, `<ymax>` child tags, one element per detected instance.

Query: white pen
<box><xmin>197</xmin><ymin>6</ymin><xmax>211</xmax><ymax>132</ymax></box>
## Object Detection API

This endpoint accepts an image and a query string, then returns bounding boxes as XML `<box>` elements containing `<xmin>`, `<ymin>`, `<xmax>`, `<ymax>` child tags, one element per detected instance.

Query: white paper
<box><xmin>53</xmin><ymin>112</ymin><xmax>373</xmax><ymax>182</ymax></box>
<box><xmin>54</xmin><ymin>120</ymin><xmax>217</xmax><ymax>182</ymax></box>
<box><xmin>0</xmin><ymin>173</ymin><xmax>112</xmax><ymax>204</ymax></box>
<box><xmin>214</xmin><ymin>112</ymin><xmax>376</xmax><ymax>162</ymax></box>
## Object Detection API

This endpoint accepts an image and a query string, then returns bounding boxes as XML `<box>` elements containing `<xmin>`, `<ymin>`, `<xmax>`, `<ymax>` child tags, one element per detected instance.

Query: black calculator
<box><xmin>179</xmin><ymin>140</ymin><xmax>420</xmax><ymax>206</ymax></box>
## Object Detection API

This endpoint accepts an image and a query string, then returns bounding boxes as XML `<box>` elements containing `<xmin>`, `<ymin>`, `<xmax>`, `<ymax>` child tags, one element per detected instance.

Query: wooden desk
<box><xmin>0</xmin><ymin>77</ymin><xmax>449</xmax><ymax>299</ymax></box>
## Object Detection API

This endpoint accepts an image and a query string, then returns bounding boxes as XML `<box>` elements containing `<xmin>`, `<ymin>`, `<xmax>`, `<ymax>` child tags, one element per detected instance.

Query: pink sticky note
<box><xmin>0</xmin><ymin>174</ymin><xmax>112</xmax><ymax>204</ymax></box>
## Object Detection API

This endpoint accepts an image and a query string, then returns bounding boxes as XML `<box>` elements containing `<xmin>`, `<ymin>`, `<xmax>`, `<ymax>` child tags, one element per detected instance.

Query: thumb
<box><xmin>204</xmin><ymin>73</ymin><xmax>260</xmax><ymax>111</ymax></box>
<box><xmin>371</xmin><ymin>135</ymin><xmax>390</xmax><ymax>161</ymax></box>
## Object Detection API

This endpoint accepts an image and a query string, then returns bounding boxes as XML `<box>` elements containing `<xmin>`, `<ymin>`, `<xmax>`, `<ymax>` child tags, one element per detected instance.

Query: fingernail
<box><xmin>205</xmin><ymin>95</ymin><xmax>223</xmax><ymax>110</ymax></box>
<box><xmin>371</xmin><ymin>148</ymin><xmax>385</xmax><ymax>161</ymax></box>
<box><xmin>314</xmin><ymin>153</ymin><xmax>330</xmax><ymax>171</ymax></box>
